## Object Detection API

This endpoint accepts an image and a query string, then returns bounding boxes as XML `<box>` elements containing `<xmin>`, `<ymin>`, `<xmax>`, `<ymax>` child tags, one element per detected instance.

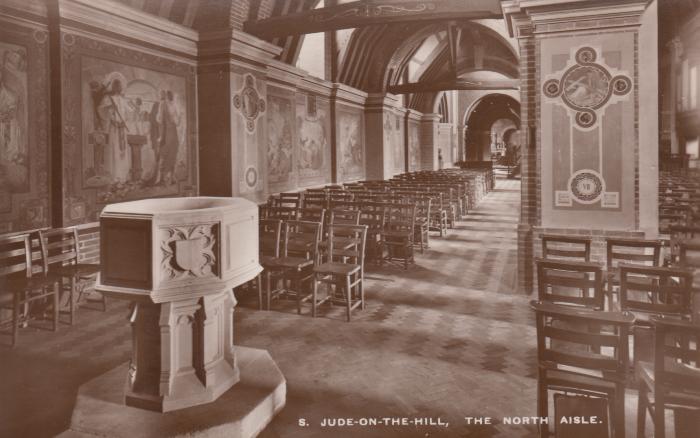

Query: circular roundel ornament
<box><xmin>543</xmin><ymin>79</ymin><xmax>562</xmax><ymax>98</ymax></box>
<box><xmin>245</xmin><ymin>166</ymin><xmax>258</xmax><ymax>188</ymax></box>
<box><xmin>575</xmin><ymin>47</ymin><xmax>597</xmax><ymax>64</ymax></box>
<box><xmin>612</xmin><ymin>75</ymin><xmax>632</xmax><ymax>95</ymax></box>
<box><xmin>569</xmin><ymin>169</ymin><xmax>604</xmax><ymax>204</ymax></box>
<box><xmin>575</xmin><ymin>110</ymin><xmax>597</xmax><ymax>129</ymax></box>
<box><xmin>561</xmin><ymin>64</ymin><xmax>612</xmax><ymax>110</ymax></box>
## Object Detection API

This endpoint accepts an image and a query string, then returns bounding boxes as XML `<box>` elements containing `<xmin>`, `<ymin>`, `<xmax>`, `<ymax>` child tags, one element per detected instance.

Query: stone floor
<box><xmin>0</xmin><ymin>178</ymin><xmax>672</xmax><ymax>437</ymax></box>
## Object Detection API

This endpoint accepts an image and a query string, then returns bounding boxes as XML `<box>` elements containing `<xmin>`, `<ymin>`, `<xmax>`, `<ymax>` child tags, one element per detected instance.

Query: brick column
<box><xmin>420</xmin><ymin>114</ymin><xmax>442</xmax><ymax>171</ymax></box>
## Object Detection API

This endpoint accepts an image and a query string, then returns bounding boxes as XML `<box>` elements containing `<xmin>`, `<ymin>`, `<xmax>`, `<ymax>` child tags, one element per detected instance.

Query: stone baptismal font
<box><xmin>60</xmin><ymin>197</ymin><xmax>286</xmax><ymax>438</ymax></box>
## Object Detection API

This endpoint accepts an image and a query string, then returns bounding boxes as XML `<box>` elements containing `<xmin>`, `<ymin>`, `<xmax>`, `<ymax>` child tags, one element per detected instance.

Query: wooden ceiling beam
<box><xmin>388</xmin><ymin>78</ymin><xmax>519</xmax><ymax>94</ymax></box>
<box><xmin>244</xmin><ymin>0</ymin><xmax>503</xmax><ymax>38</ymax></box>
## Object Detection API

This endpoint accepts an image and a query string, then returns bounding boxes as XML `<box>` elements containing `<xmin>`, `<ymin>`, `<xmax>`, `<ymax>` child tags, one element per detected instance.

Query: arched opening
<box><xmin>463</xmin><ymin>93</ymin><xmax>520</xmax><ymax>163</ymax></box>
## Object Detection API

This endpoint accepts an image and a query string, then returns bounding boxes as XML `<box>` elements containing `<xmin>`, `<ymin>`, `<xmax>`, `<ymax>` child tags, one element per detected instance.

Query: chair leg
<box><xmin>614</xmin><ymin>386</ymin><xmax>625</xmax><ymax>438</ymax></box>
<box><xmin>69</xmin><ymin>277</ymin><xmax>76</xmax><ymax>325</ymax></box>
<box><xmin>266</xmin><ymin>272</ymin><xmax>272</xmax><ymax>311</ymax></box>
<box><xmin>345</xmin><ymin>275</ymin><xmax>352</xmax><ymax>322</ymax></box>
<box><xmin>296</xmin><ymin>277</ymin><xmax>302</xmax><ymax>315</ymax></box>
<box><xmin>311</xmin><ymin>276</ymin><xmax>318</xmax><ymax>318</ymax></box>
<box><xmin>653</xmin><ymin>393</ymin><xmax>665</xmax><ymax>438</ymax></box>
<box><xmin>257</xmin><ymin>274</ymin><xmax>263</xmax><ymax>310</ymax></box>
<box><xmin>637</xmin><ymin>384</ymin><xmax>647</xmax><ymax>438</ymax></box>
<box><xmin>12</xmin><ymin>293</ymin><xmax>20</xmax><ymax>347</ymax></box>
<box><xmin>359</xmin><ymin>274</ymin><xmax>365</xmax><ymax>310</ymax></box>
<box><xmin>537</xmin><ymin>379</ymin><xmax>548</xmax><ymax>438</ymax></box>
<box><xmin>53</xmin><ymin>283</ymin><xmax>59</xmax><ymax>331</ymax></box>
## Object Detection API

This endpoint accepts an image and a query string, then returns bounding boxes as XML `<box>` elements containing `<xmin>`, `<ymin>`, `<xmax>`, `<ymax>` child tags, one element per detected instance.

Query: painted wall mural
<box><xmin>266</xmin><ymin>95</ymin><xmax>294</xmax><ymax>185</ymax></box>
<box><xmin>0</xmin><ymin>22</ymin><xmax>50</xmax><ymax>233</ymax></box>
<box><xmin>235</xmin><ymin>73</ymin><xmax>265</xmax><ymax>198</ymax></box>
<box><xmin>408</xmin><ymin>122</ymin><xmax>420</xmax><ymax>171</ymax></box>
<box><xmin>337</xmin><ymin>108</ymin><xmax>364</xmax><ymax>180</ymax></box>
<box><xmin>81</xmin><ymin>56</ymin><xmax>188</xmax><ymax>198</ymax></box>
<box><xmin>297</xmin><ymin>97</ymin><xmax>329</xmax><ymax>183</ymax></box>
<box><xmin>540</xmin><ymin>35</ymin><xmax>636</xmax><ymax>230</ymax></box>
<box><xmin>0</xmin><ymin>41</ymin><xmax>28</xmax><ymax>194</ymax></box>
<box><xmin>62</xmin><ymin>34</ymin><xmax>197</xmax><ymax>225</ymax></box>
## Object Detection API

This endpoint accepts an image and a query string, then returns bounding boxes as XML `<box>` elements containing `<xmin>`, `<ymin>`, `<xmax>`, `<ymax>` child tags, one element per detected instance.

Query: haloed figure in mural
<box><xmin>154</xmin><ymin>90</ymin><xmax>181</xmax><ymax>186</ymax></box>
<box><xmin>97</xmin><ymin>76</ymin><xmax>131</xmax><ymax>183</ymax></box>
<box><xmin>0</xmin><ymin>46</ymin><xmax>28</xmax><ymax>193</ymax></box>
<box><xmin>83</xmin><ymin>56</ymin><xmax>187</xmax><ymax>202</ymax></box>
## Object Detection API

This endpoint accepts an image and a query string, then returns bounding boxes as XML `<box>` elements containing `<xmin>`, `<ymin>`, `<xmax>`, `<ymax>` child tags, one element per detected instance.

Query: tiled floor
<box><xmin>1</xmin><ymin>178</ymin><xmax>670</xmax><ymax>437</ymax></box>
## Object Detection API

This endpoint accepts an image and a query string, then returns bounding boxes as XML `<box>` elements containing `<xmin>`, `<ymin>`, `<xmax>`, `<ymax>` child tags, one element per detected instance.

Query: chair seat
<box><xmin>260</xmin><ymin>255</ymin><xmax>283</xmax><ymax>267</ymax></box>
<box><xmin>383</xmin><ymin>230</ymin><xmax>412</xmax><ymax>239</ymax></box>
<box><xmin>544</xmin><ymin>367</ymin><xmax>620</xmax><ymax>394</ymax></box>
<box><xmin>273</xmin><ymin>256</ymin><xmax>314</xmax><ymax>270</ymax></box>
<box><xmin>637</xmin><ymin>361</ymin><xmax>700</xmax><ymax>406</ymax></box>
<box><xmin>53</xmin><ymin>263</ymin><xmax>100</xmax><ymax>278</ymax></box>
<box><xmin>315</xmin><ymin>262</ymin><xmax>361</xmax><ymax>276</ymax></box>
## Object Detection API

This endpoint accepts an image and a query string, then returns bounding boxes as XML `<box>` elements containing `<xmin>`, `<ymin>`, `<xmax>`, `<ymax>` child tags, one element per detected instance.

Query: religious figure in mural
<box><xmin>82</xmin><ymin>56</ymin><xmax>188</xmax><ymax>202</ymax></box>
<box><xmin>298</xmin><ymin>114</ymin><xmax>325</xmax><ymax>173</ymax></box>
<box><xmin>339</xmin><ymin>112</ymin><xmax>362</xmax><ymax>176</ymax></box>
<box><xmin>267</xmin><ymin>96</ymin><xmax>293</xmax><ymax>184</ymax></box>
<box><xmin>97</xmin><ymin>75</ymin><xmax>132</xmax><ymax>183</ymax></box>
<box><xmin>155</xmin><ymin>90</ymin><xmax>182</xmax><ymax>186</ymax></box>
<box><xmin>0</xmin><ymin>44</ymin><xmax>28</xmax><ymax>193</ymax></box>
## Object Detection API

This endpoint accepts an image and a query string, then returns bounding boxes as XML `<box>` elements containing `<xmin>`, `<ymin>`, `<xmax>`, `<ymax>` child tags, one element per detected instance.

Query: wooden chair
<box><xmin>606</xmin><ymin>238</ymin><xmax>663</xmax><ymax>308</ymax></box>
<box><xmin>542</xmin><ymin>234</ymin><xmax>591</xmax><ymax>262</ymax></box>
<box><xmin>273</xmin><ymin>192</ymin><xmax>303</xmax><ymax>209</ymax></box>
<box><xmin>267</xmin><ymin>220</ymin><xmax>321</xmax><ymax>314</ymax></box>
<box><xmin>266</xmin><ymin>206</ymin><xmax>298</xmax><ymax>221</ymax></box>
<box><xmin>637</xmin><ymin>317</ymin><xmax>700</xmax><ymax>438</ymax></box>
<box><xmin>0</xmin><ymin>233</ymin><xmax>59</xmax><ymax>346</ymax></box>
<box><xmin>678</xmin><ymin>241</ymin><xmax>700</xmax><ymax>320</ymax></box>
<box><xmin>312</xmin><ymin>224</ymin><xmax>368</xmax><ymax>321</ymax></box>
<box><xmin>536</xmin><ymin>258</ymin><xmax>605</xmax><ymax>310</ymax></box>
<box><xmin>617</xmin><ymin>264</ymin><xmax>693</xmax><ymax>368</ymax></box>
<box><xmin>257</xmin><ymin>219</ymin><xmax>284</xmax><ymax>310</ymax></box>
<box><xmin>531</xmin><ymin>300</ymin><xmax>634</xmax><ymax>438</ymax></box>
<box><xmin>359</xmin><ymin>204</ymin><xmax>387</xmax><ymax>264</ymax></box>
<box><xmin>39</xmin><ymin>227</ymin><xmax>103</xmax><ymax>325</ymax></box>
<box><xmin>381</xmin><ymin>203</ymin><xmax>416</xmax><ymax>270</ymax></box>
<box><xmin>668</xmin><ymin>225</ymin><xmax>700</xmax><ymax>265</ymax></box>
<box><xmin>413</xmin><ymin>197</ymin><xmax>431</xmax><ymax>253</ymax></box>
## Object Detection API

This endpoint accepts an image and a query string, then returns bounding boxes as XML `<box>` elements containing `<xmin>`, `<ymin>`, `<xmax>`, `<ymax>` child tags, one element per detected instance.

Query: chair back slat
<box><xmin>327</xmin><ymin>224</ymin><xmax>368</xmax><ymax>266</ymax></box>
<box><xmin>532</xmin><ymin>301</ymin><xmax>633</xmax><ymax>378</ymax></box>
<box><xmin>542</xmin><ymin>234</ymin><xmax>591</xmax><ymax>262</ymax></box>
<box><xmin>606</xmin><ymin>238</ymin><xmax>662</xmax><ymax>270</ymax></box>
<box><xmin>536</xmin><ymin>258</ymin><xmax>605</xmax><ymax>309</ymax></box>
<box><xmin>652</xmin><ymin>317</ymin><xmax>700</xmax><ymax>393</ymax></box>
<box><xmin>330</xmin><ymin>209</ymin><xmax>361</xmax><ymax>225</ymax></box>
<box><xmin>259</xmin><ymin>219</ymin><xmax>283</xmax><ymax>258</ymax></box>
<box><xmin>619</xmin><ymin>264</ymin><xmax>693</xmax><ymax>318</ymax></box>
<box><xmin>0</xmin><ymin>234</ymin><xmax>32</xmax><ymax>278</ymax></box>
<box><xmin>39</xmin><ymin>227</ymin><xmax>79</xmax><ymax>272</ymax></box>
<box><xmin>284</xmin><ymin>220</ymin><xmax>322</xmax><ymax>263</ymax></box>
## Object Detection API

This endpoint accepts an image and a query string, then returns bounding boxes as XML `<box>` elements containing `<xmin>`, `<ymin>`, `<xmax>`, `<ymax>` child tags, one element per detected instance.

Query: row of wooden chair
<box><xmin>0</xmin><ymin>227</ymin><xmax>102</xmax><ymax>346</ymax></box>
<box><xmin>256</xmin><ymin>215</ymin><xmax>368</xmax><ymax>322</ymax></box>
<box><xmin>534</xmin><ymin>234</ymin><xmax>700</xmax><ymax>438</ymax></box>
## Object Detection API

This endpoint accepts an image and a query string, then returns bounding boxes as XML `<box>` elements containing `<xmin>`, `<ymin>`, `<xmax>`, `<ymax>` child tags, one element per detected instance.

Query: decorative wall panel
<box><xmin>337</xmin><ymin>106</ymin><xmax>365</xmax><ymax>181</ymax></box>
<box><xmin>62</xmin><ymin>34</ymin><xmax>197</xmax><ymax>225</ymax></box>
<box><xmin>408</xmin><ymin>121</ymin><xmax>421</xmax><ymax>171</ymax></box>
<box><xmin>296</xmin><ymin>94</ymin><xmax>330</xmax><ymax>186</ymax></box>
<box><xmin>0</xmin><ymin>20</ymin><xmax>50</xmax><ymax>233</ymax></box>
<box><xmin>266</xmin><ymin>94</ymin><xmax>294</xmax><ymax>188</ymax></box>
<box><xmin>234</xmin><ymin>72</ymin><xmax>265</xmax><ymax>200</ymax></box>
<box><xmin>540</xmin><ymin>35</ymin><xmax>636</xmax><ymax>230</ymax></box>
